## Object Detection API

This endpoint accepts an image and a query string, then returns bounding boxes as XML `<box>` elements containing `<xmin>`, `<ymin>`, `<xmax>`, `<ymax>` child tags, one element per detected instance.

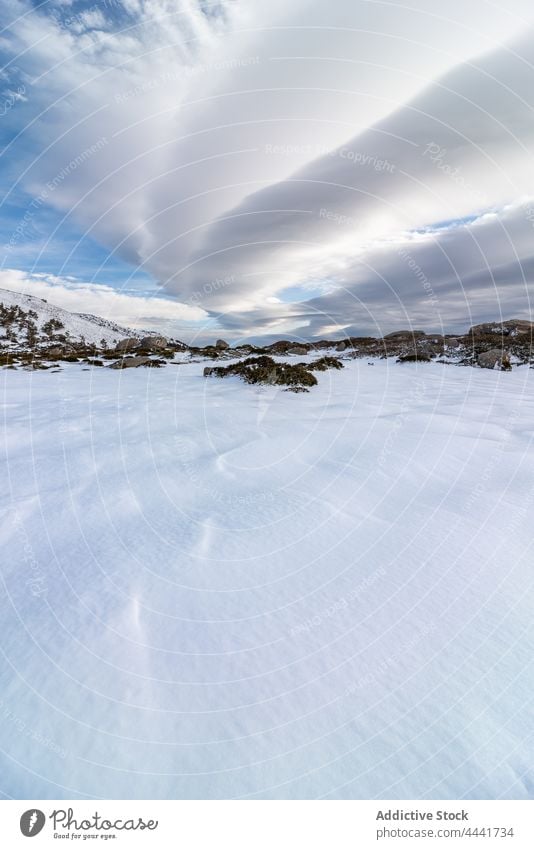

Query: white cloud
<box><xmin>173</xmin><ymin>31</ymin><xmax>534</xmax><ymax>313</ymax></box>
<box><xmin>3</xmin><ymin>0</ymin><xmax>534</xmax><ymax>336</ymax></box>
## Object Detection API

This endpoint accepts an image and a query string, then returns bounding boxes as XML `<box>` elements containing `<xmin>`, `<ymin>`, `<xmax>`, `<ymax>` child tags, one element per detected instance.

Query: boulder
<box><xmin>140</xmin><ymin>335</ymin><xmax>168</xmax><ymax>350</ymax></box>
<box><xmin>335</xmin><ymin>341</ymin><xmax>347</xmax><ymax>352</ymax></box>
<box><xmin>215</xmin><ymin>339</ymin><xmax>229</xmax><ymax>350</ymax></box>
<box><xmin>287</xmin><ymin>345</ymin><xmax>308</xmax><ymax>355</ymax></box>
<box><xmin>477</xmin><ymin>349</ymin><xmax>511</xmax><ymax>370</ymax></box>
<box><xmin>45</xmin><ymin>346</ymin><xmax>65</xmax><ymax>358</ymax></box>
<box><xmin>110</xmin><ymin>356</ymin><xmax>157</xmax><ymax>369</ymax></box>
<box><xmin>115</xmin><ymin>337</ymin><xmax>139</xmax><ymax>353</ymax></box>
<box><xmin>264</xmin><ymin>341</ymin><xmax>292</xmax><ymax>354</ymax></box>
<box><xmin>203</xmin><ymin>366</ymin><xmax>215</xmax><ymax>377</ymax></box>
<box><xmin>417</xmin><ymin>340</ymin><xmax>442</xmax><ymax>355</ymax></box>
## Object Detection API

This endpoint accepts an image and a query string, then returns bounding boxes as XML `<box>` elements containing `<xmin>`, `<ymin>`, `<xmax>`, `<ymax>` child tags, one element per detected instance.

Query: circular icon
<box><xmin>20</xmin><ymin>809</ymin><xmax>46</xmax><ymax>837</ymax></box>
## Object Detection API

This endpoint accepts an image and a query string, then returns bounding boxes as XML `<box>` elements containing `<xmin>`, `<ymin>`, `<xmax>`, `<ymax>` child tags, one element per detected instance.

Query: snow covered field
<box><xmin>1</xmin><ymin>357</ymin><xmax>533</xmax><ymax>799</ymax></box>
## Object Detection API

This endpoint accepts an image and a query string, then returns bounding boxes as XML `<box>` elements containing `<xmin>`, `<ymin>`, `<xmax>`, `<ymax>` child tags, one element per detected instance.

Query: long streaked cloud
<box><xmin>174</xmin><ymin>33</ymin><xmax>534</xmax><ymax>311</ymax></box>
<box><xmin>203</xmin><ymin>199</ymin><xmax>534</xmax><ymax>342</ymax></box>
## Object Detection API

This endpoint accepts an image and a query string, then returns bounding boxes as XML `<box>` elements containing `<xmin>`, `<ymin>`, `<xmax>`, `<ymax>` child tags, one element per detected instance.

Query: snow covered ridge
<box><xmin>0</xmin><ymin>287</ymin><xmax>148</xmax><ymax>349</ymax></box>
<box><xmin>0</xmin><ymin>286</ymin><xmax>533</xmax><ymax>373</ymax></box>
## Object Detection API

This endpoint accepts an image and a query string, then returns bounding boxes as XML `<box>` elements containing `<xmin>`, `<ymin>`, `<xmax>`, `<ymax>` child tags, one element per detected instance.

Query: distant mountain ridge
<box><xmin>1</xmin><ymin>287</ymin><xmax>533</xmax><ymax>375</ymax></box>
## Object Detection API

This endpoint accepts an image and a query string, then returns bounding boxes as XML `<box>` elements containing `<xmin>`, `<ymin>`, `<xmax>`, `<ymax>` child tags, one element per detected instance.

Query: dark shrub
<box><xmin>204</xmin><ymin>355</ymin><xmax>347</xmax><ymax>391</ymax></box>
<box><xmin>308</xmin><ymin>356</ymin><xmax>344</xmax><ymax>371</ymax></box>
<box><xmin>397</xmin><ymin>353</ymin><xmax>432</xmax><ymax>363</ymax></box>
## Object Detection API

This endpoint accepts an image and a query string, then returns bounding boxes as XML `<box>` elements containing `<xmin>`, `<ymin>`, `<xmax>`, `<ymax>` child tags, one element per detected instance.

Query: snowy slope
<box><xmin>0</xmin><ymin>359</ymin><xmax>533</xmax><ymax>799</ymax></box>
<box><xmin>0</xmin><ymin>287</ymin><xmax>145</xmax><ymax>348</ymax></box>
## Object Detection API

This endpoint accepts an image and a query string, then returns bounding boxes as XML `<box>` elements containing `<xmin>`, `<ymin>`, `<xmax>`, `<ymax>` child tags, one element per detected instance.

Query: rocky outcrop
<box><xmin>287</xmin><ymin>345</ymin><xmax>308</xmax><ymax>355</ymax></box>
<box><xmin>470</xmin><ymin>319</ymin><xmax>534</xmax><ymax>337</ymax></box>
<box><xmin>383</xmin><ymin>330</ymin><xmax>426</xmax><ymax>341</ymax></box>
<box><xmin>215</xmin><ymin>339</ymin><xmax>229</xmax><ymax>350</ymax></box>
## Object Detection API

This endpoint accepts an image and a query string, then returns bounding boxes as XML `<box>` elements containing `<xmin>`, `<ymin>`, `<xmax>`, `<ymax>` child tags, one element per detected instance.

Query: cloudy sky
<box><xmin>1</xmin><ymin>0</ymin><xmax>534</xmax><ymax>341</ymax></box>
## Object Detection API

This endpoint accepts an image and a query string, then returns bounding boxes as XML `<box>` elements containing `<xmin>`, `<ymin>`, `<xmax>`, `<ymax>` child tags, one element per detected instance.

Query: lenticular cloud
<box><xmin>4</xmin><ymin>0</ymin><xmax>534</xmax><ymax>335</ymax></box>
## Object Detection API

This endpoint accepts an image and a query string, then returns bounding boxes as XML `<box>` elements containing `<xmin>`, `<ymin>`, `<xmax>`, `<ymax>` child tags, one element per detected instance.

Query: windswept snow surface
<box><xmin>1</xmin><ymin>358</ymin><xmax>533</xmax><ymax>799</ymax></box>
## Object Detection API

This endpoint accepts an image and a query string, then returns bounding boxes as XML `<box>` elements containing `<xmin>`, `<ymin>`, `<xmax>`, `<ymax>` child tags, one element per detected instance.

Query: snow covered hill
<box><xmin>1</xmin><ymin>357</ymin><xmax>533</xmax><ymax>799</ymax></box>
<box><xmin>0</xmin><ymin>287</ymin><xmax>148</xmax><ymax>349</ymax></box>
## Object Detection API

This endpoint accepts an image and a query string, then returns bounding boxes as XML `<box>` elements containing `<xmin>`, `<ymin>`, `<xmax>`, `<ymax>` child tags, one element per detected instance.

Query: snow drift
<box><xmin>1</xmin><ymin>357</ymin><xmax>533</xmax><ymax>799</ymax></box>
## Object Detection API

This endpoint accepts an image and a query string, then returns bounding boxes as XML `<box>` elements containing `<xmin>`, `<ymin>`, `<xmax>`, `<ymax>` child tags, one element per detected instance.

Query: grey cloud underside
<box><xmin>214</xmin><ymin>202</ymin><xmax>534</xmax><ymax>342</ymax></box>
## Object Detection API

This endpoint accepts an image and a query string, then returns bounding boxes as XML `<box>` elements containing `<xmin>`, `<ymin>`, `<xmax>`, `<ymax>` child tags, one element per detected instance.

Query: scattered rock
<box><xmin>417</xmin><ymin>340</ymin><xmax>442</xmax><ymax>356</ymax></box>
<box><xmin>45</xmin><ymin>346</ymin><xmax>65</xmax><ymax>358</ymax></box>
<box><xmin>140</xmin><ymin>335</ymin><xmax>168</xmax><ymax>350</ymax></box>
<box><xmin>115</xmin><ymin>337</ymin><xmax>140</xmax><ymax>353</ymax></box>
<box><xmin>264</xmin><ymin>340</ymin><xmax>294</xmax><ymax>354</ymax></box>
<box><xmin>477</xmin><ymin>349</ymin><xmax>511</xmax><ymax>370</ymax></box>
<box><xmin>109</xmin><ymin>356</ymin><xmax>163</xmax><ymax>369</ymax></box>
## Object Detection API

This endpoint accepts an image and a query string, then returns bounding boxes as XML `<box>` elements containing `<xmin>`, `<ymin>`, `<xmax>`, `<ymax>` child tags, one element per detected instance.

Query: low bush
<box><xmin>308</xmin><ymin>356</ymin><xmax>344</xmax><ymax>371</ymax></box>
<box><xmin>397</xmin><ymin>352</ymin><xmax>432</xmax><ymax>363</ymax></box>
<box><xmin>204</xmin><ymin>355</ymin><xmax>344</xmax><ymax>391</ymax></box>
